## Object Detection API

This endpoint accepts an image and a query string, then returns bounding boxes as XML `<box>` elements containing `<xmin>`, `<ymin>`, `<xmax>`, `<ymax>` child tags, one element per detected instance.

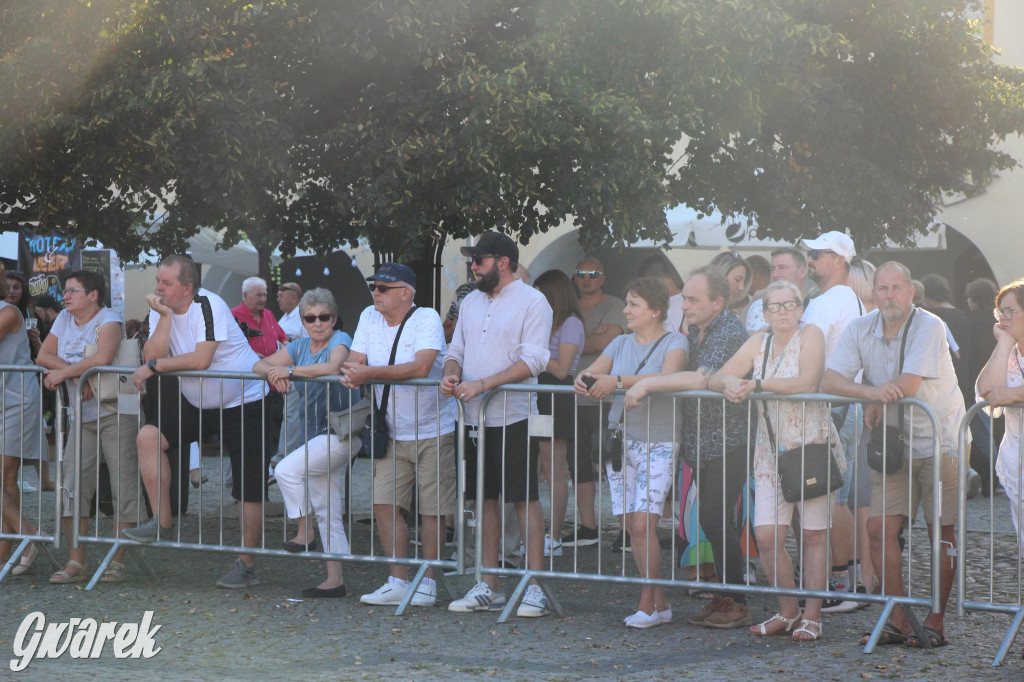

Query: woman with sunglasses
<box><xmin>709</xmin><ymin>280</ymin><xmax>842</xmax><ymax>642</ymax></box>
<box><xmin>977</xmin><ymin>279</ymin><xmax>1024</xmax><ymax>552</ymax></box>
<box><xmin>0</xmin><ymin>273</ymin><xmax>43</xmax><ymax>571</ymax></box>
<box><xmin>253</xmin><ymin>287</ymin><xmax>358</xmax><ymax>598</ymax></box>
<box><xmin>35</xmin><ymin>270</ymin><xmax>141</xmax><ymax>583</ymax></box>
<box><xmin>574</xmin><ymin>276</ymin><xmax>688</xmax><ymax>628</ymax></box>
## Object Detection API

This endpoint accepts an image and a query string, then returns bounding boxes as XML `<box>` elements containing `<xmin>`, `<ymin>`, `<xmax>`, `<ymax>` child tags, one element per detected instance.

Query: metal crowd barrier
<box><xmin>473</xmin><ymin>384</ymin><xmax>944</xmax><ymax>650</ymax></box>
<box><xmin>69</xmin><ymin>366</ymin><xmax>465</xmax><ymax>615</ymax></box>
<box><xmin>0</xmin><ymin>364</ymin><xmax>61</xmax><ymax>582</ymax></box>
<box><xmin>956</xmin><ymin>399</ymin><xmax>1024</xmax><ymax>666</ymax></box>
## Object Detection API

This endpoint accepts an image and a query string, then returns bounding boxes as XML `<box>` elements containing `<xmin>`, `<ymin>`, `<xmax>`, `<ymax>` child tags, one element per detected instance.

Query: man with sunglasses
<box><xmin>564</xmin><ymin>257</ymin><xmax>628</xmax><ymax>550</ymax></box>
<box><xmin>800</xmin><ymin>231</ymin><xmax>866</xmax><ymax>612</ymax></box>
<box><xmin>339</xmin><ymin>263</ymin><xmax>457</xmax><ymax>608</ymax></box>
<box><xmin>441</xmin><ymin>231</ymin><xmax>554</xmax><ymax>617</ymax></box>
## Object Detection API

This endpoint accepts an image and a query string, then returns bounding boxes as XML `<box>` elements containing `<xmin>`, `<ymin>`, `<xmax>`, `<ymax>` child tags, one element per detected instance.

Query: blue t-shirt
<box><xmin>286</xmin><ymin>330</ymin><xmax>354</xmax><ymax>439</ymax></box>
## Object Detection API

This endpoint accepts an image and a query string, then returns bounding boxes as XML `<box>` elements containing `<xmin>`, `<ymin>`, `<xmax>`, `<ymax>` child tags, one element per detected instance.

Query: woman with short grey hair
<box><xmin>253</xmin><ymin>287</ymin><xmax>359</xmax><ymax>598</ymax></box>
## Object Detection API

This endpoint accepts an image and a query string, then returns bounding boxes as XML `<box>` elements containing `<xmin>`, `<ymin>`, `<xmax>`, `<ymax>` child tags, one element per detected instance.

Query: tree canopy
<box><xmin>1</xmin><ymin>0</ymin><xmax>1022</xmax><ymax>266</ymax></box>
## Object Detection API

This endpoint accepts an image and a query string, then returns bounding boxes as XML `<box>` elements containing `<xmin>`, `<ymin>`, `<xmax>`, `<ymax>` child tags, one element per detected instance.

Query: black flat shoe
<box><xmin>282</xmin><ymin>538</ymin><xmax>320</xmax><ymax>553</ymax></box>
<box><xmin>301</xmin><ymin>584</ymin><xmax>346</xmax><ymax>599</ymax></box>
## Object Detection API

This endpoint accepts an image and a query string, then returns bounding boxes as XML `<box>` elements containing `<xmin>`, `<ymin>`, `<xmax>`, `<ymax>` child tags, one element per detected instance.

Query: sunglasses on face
<box><xmin>807</xmin><ymin>249</ymin><xmax>836</xmax><ymax>260</ymax></box>
<box><xmin>574</xmin><ymin>270</ymin><xmax>603</xmax><ymax>279</ymax></box>
<box><xmin>368</xmin><ymin>283</ymin><xmax>405</xmax><ymax>293</ymax></box>
<box><xmin>765</xmin><ymin>300</ymin><xmax>801</xmax><ymax>313</ymax></box>
<box><xmin>471</xmin><ymin>254</ymin><xmax>500</xmax><ymax>266</ymax></box>
<box><xmin>302</xmin><ymin>313</ymin><xmax>333</xmax><ymax>323</ymax></box>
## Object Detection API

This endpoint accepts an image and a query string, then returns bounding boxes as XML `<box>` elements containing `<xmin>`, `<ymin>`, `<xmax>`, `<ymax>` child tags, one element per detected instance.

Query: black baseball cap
<box><xmin>460</xmin><ymin>232</ymin><xmax>519</xmax><ymax>263</ymax></box>
<box><xmin>366</xmin><ymin>262</ymin><xmax>416</xmax><ymax>287</ymax></box>
<box><xmin>34</xmin><ymin>294</ymin><xmax>60</xmax><ymax>310</ymax></box>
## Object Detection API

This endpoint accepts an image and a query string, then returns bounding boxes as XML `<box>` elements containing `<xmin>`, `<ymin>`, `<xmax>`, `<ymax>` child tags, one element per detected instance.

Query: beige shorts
<box><xmin>754</xmin><ymin>485</ymin><xmax>835</xmax><ymax>531</ymax></box>
<box><xmin>61</xmin><ymin>413</ymin><xmax>140</xmax><ymax>520</ymax></box>
<box><xmin>372</xmin><ymin>432</ymin><xmax>457</xmax><ymax>516</ymax></box>
<box><xmin>869</xmin><ymin>452</ymin><xmax>959</xmax><ymax>526</ymax></box>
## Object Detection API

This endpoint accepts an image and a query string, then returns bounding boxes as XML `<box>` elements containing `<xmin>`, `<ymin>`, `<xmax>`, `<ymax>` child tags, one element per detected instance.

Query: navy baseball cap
<box><xmin>366</xmin><ymin>262</ymin><xmax>416</xmax><ymax>287</ymax></box>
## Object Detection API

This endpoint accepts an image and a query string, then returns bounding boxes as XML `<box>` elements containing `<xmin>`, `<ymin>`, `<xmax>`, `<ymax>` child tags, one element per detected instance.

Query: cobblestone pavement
<box><xmin>2</xmin><ymin>455</ymin><xmax>1024</xmax><ymax>680</ymax></box>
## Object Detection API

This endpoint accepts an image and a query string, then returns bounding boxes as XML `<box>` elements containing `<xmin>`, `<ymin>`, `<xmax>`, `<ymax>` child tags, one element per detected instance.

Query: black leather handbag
<box><xmin>759</xmin><ymin>333</ymin><xmax>844</xmax><ymax>502</ymax></box>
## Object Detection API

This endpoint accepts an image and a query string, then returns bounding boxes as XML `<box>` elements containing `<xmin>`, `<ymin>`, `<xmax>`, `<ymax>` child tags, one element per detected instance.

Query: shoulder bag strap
<box><xmin>616</xmin><ymin>332</ymin><xmax>671</xmax><ymax>429</ymax></box>
<box><xmin>376</xmin><ymin>306</ymin><xmax>417</xmax><ymax>418</ymax></box>
<box><xmin>894</xmin><ymin>306</ymin><xmax>917</xmax><ymax>431</ymax></box>
<box><xmin>757</xmin><ymin>334</ymin><xmax>779</xmax><ymax>452</ymax></box>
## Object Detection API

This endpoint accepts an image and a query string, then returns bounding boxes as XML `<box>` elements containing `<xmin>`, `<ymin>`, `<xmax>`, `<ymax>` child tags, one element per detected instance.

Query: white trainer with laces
<box><xmin>516</xmin><ymin>585</ymin><xmax>551</xmax><ymax>618</ymax></box>
<box><xmin>448</xmin><ymin>581</ymin><xmax>506</xmax><ymax>612</ymax></box>
<box><xmin>360</xmin><ymin>578</ymin><xmax>408</xmax><ymax>605</ymax></box>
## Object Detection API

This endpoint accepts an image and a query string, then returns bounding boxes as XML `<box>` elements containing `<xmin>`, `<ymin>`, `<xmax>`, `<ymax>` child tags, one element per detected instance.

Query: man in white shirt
<box><xmin>276</xmin><ymin>282</ymin><xmax>307</xmax><ymax>341</ymax></box>
<box><xmin>800</xmin><ymin>231</ymin><xmax>865</xmax><ymax>611</ymax></box>
<box><xmin>274</xmin><ymin>281</ymin><xmax>308</xmax><ymax>468</ymax></box>
<box><xmin>745</xmin><ymin>247</ymin><xmax>808</xmax><ymax>333</ymax></box>
<box><xmin>127</xmin><ymin>255</ymin><xmax>267</xmax><ymax>590</ymax></box>
<box><xmin>441</xmin><ymin>231</ymin><xmax>553</xmax><ymax>618</ymax></box>
<box><xmin>340</xmin><ymin>263</ymin><xmax>457</xmax><ymax>609</ymax></box>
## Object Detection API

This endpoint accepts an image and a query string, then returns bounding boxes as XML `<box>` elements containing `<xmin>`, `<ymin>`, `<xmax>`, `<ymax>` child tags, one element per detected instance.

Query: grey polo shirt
<box><xmin>828</xmin><ymin>307</ymin><xmax>965</xmax><ymax>459</ymax></box>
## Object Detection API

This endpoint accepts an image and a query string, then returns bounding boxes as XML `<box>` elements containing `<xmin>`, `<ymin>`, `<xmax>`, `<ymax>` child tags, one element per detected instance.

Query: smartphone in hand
<box><xmin>581</xmin><ymin>375</ymin><xmax>597</xmax><ymax>390</ymax></box>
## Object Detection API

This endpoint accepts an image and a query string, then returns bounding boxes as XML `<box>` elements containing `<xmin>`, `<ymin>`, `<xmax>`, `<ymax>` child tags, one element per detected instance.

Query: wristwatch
<box><xmin>616</xmin><ymin>375</ymin><xmax>623</xmax><ymax>389</ymax></box>
<box><xmin>755</xmin><ymin>379</ymin><xmax>762</xmax><ymax>393</ymax></box>
<box><xmin>147</xmin><ymin>358</ymin><xmax>159</xmax><ymax>374</ymax></box>
<box><xmin>288</xmin><ymin>365</ymin><xmax>296</xmax><ymax>378</ymax></box>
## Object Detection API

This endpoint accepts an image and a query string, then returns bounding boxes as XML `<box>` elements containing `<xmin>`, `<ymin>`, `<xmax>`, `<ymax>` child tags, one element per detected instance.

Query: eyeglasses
<box><xmin>63</xmin><ymin>287</ymin><xmax>88</xmax><ymax>296</ymax></box>
<box><xmin>471</xmin><ymin>254</ymin><xmax>501</xmax><ymax>266</ymax></box>
<box><xmin>994</xmin><ymin>307</ymin><xmax>1023</xmax><ymax>321</ymax></box>
<box><xmin>574</xmin><ymin>270</ymin><xmax>603</xmax><ymax>279</ymax></box>
<box><xmin>807</xmin><ymin>249</ymin><xmax>836</xmax><ymax>260</ymax></box>
<box><xmin>368</xmin><ymin>283</ymin><xmax>405</xmax><ymax>293</ymax></box>
<box><xmin>765</xmin><ymin>300</ymin><xmax>801</xmax><ymax>313</ymax></box>
<box><xmin>302</xmin><ymin>313</ymin><xmax>334</xmax><ymax>323</ymax></box>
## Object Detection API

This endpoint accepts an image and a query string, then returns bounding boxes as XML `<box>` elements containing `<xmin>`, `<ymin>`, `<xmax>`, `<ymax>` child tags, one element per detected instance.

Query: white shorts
<box><xmin>606</xmin><ymin>440</ymin><xmax>674</xmax><ymax>516</ymax></box>
<box><xmin>753</xmin><ymin>484</ymin><xmax>835</xmax><ymax>531</ymax></box>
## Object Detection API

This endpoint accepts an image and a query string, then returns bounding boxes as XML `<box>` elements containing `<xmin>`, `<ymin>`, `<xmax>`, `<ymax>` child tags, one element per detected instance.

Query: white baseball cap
<box><xmin>800</xmin><ymin>231</ymin><xmax>856</xmax><ymax>263</ymax></box>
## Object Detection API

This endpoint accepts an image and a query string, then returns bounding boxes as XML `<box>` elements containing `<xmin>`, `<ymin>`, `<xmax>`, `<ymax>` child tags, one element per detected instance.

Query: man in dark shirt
<box><xmin>625</xmin><ymin>265</ymin><xmax>751</xmax><ymax>628</ymax></box>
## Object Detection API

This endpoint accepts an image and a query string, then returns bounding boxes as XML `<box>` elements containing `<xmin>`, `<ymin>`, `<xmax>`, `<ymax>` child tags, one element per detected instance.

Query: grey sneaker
<box><xmin>122</xmin><ymin>517</ymin><xmax>174</xmax><ymax>543</ymax></box>
<box><xmin>216</xmin><ymin>559</ymin><xmax>260</xmax><ymax>589</ymax></box>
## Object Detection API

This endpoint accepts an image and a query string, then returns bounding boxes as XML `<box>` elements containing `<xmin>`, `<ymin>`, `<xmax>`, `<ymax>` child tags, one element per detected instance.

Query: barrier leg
<box><xmin>395</xmin><ymin>562</ymin><xmax>430</xmax><ymax>616</ymax></box>
<box><xmin>993</xmin><ymin>607</ymin><xmax>1024</xmax><ymax>667</ymax></box>
<box><xmin>903</xmin><ymin>607</ymin><xmax>931</xmax><ymax>650</ymax></box>
<box><xmin>497</xmin><ymin>573</ymin><xmax>534</xmax><ymax>623</ymax></box>
<box><xmin>433</xmin><ymin>565</ymin><xmax>460</xmax><ymax>601</ymax></box>
<box><xmin>0</xmin><ymin>538</ymin><xmax>59</xmax><ymax>582</ymax></box>
<box><xmin>863</xmin><ymin>599</ymin><xmax>897</xmax><ymax>653</ymax></box>
<box><xmin>84</xmin><ymin>542</ymin><xmax>158</xmax><ymax>590</ymax></box>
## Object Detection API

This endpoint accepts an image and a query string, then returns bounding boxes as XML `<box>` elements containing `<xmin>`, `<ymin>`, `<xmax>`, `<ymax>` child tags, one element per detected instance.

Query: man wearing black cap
<box><xmin>441</xmin><ymin>231</ymin><xmax>554</xmax><ymax>618</ymax></box>
<box><xmin>340</xmin><ymin>263</ymin><xmax>457</xmax><ymax>608</ymax></box>
<box><xmin>33</xmin><ymin>294</ymin><xmax>61</xmax><ymax>341</ymax></box>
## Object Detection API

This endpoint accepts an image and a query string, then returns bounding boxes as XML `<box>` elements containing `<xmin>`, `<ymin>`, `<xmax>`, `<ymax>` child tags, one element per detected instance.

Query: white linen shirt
<box><xmin>445</xmin><ymin>279</ymin><xmax>552</xmax><ymax>427</ymax></box>
<box><xmin>278</xmin><ymin>307</ymin><xmax>307</xmax><ymax>341</ymax></box>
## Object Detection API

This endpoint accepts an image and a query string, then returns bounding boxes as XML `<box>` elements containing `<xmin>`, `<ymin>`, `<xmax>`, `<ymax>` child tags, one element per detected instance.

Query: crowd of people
<box><xmin>1</xmin><ymin>230</ymin><xmax>1021</xmax><ymax>648</ymax></box>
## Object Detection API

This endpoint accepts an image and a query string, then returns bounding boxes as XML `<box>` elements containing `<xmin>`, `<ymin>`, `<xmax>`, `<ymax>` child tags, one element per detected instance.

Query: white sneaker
<box><xmin>360</xmin><ymin>579</ymin><xmax>408</xmax><ymax>605</ymax></box>
<box><xmin>448</xmin><ymin>581</ymin><xmax>506</xmax><ymax>612</ymax></box>
<box><xmin>544</xmin><ymin>534</ymin><xmax>562</xmax><ymax>557</ymax></box>
<box><xmin>516</xmin><ymin>585</ymin><xmax>551</xmax><ymax>618</ymax></box>
<box><xmin>624</xmin><ymin>609</ymin><xmax>661</xmax><ymax>629</ymax></box>
<box><xmin>411</xmin><ymin>580</ymin><xmax>437</xmax><ymax>607</ymax></box>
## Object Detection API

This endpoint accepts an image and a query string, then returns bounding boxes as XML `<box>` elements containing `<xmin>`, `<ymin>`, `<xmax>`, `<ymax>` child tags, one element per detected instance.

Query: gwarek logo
<box><xmin>10</xmin><ymin>611</ymin><xmax>162</xmax><ymax>671</ymax></box>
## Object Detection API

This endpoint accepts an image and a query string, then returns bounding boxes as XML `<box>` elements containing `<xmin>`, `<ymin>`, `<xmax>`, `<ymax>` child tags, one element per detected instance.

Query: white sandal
<box><xmin>792</xmin><ymin>618</ymin><xmax>822</xmax><ymax>641</ymax></box>
<box><xmin>750</xmin><ymin>611</ymin><xmax>802</xmax><ymax>636</ymax></box>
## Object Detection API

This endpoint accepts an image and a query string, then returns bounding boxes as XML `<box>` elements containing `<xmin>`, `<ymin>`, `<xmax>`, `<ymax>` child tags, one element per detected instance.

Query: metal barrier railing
<box><xmin>956</xmin><ymin>399</ymin><xmax>1024</xmax><ymax>666</ymax></box>
<box><xmin>473</xmin><ymin>384</ymin><xmax>945</xmax><ymax>650</ymax></box>
<box><xmin>70</xmin><ymin>366</ymin><xmax>466</xmax><ymax>614</ymax></box>
<box><xmin>0</xmin><ymin>364</ymin><xmax>61</xmax><ymax>582</ymax></box>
